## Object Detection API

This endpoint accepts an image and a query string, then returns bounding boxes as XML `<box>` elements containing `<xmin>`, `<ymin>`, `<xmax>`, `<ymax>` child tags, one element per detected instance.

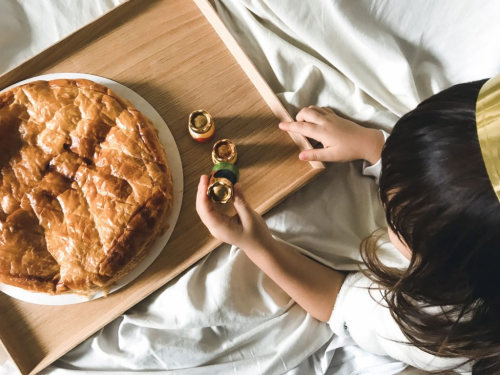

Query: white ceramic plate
<box><xmin>0</xmin><ymin>73</ymin><xmax>183</xmax><ymax>305</ymax></box>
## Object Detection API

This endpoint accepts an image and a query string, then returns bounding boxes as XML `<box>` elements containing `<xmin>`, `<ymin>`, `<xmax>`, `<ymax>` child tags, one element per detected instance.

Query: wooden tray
<box><xmin>0</xmin><ymin>0</ymin><xmax>325</xmax><ymax>374</ymax></box>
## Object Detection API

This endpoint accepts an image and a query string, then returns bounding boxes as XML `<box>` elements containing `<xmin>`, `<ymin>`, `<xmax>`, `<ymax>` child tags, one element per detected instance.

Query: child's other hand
<box><xmin>196</xmin><ymin>175</ymin><xmax>275</xmax><ymax>251</ymax></box>
<box><xmin>279</xmin><ymin>106</ymin><xmax>384</xmax><ymax>165</ymax></box>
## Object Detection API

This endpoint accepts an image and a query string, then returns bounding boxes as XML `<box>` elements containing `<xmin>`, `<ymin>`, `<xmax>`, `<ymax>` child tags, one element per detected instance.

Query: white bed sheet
<box><xmin>2</xmin><ymin>1</ymin><xmax>500</xmax><ymax>374</ymax></box>
<box><xmin>0</xmin><ymin>0</ymin><xmax>127</xmax><ymax>76</ymax></box>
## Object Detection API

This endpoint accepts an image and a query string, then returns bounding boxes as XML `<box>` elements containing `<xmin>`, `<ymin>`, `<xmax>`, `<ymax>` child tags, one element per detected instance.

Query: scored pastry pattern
<box><xmin>0</xmin><ymin>79</ymin><xmax>173</xmax><ymax>294</ymax></box>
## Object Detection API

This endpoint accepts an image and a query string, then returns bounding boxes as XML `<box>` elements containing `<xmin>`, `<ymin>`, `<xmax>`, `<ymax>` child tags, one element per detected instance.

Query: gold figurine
<box><xmin>188</xmin><ymin>110</ymin><xmax>215</xmax><ymax>143</ymax></box>
<box><xmin>212</xmin><ymin>139</ymin><xmax>237</xmax><ymax>164</ymax></box>
<box><xmin>207</xmin><ymin>162</ymin><xmax>240</xmax><ymax>204</ymax></box>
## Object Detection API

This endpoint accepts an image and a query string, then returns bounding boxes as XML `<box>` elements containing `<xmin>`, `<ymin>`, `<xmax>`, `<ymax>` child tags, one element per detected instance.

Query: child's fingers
<box><xmin>279</xmin><ymin>121</ymin><xmax>322</xmax><ymax>139</ymax></box>
<box><xmin>196</xmin><ymin>175</ymin><xmax>219</xmax><ymax>227</ymax></box>
<box><xmin>233</xmin><ymin>183</ymin><xmax>253</xmax><ymax>224</ymax></box>
<box><xmin>322</xmin><ymin>107</ymin><xmax>335</xmax><ymax>114</ymax></box>
<box><xmin>308</xmin><ymin>105</ymin><xmax>329</xmax><ymax>115</ymax></box>
<box><xmin>299</xmin><ymin>148</ymin><xmax>333</xmax><ymax>161</ymax></box>
<box><xmin>296</xmin><ymin>107</ymin><xmax>325</xmax><ymax>124</ymax></box>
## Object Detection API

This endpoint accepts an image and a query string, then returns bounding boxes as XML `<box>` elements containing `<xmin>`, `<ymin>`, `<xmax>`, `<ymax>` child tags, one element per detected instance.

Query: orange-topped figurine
<box><xmin>188</xmin><ymin>109</ymin><xmax>215</xmax><ymax>143</ymax></box>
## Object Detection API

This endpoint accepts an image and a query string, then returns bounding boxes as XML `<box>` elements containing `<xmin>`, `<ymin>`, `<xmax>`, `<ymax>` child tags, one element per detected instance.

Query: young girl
<box><xmin>196</xmin><ymin>77</ymin><xmax>500</xmax><ymax>373</ymax></box>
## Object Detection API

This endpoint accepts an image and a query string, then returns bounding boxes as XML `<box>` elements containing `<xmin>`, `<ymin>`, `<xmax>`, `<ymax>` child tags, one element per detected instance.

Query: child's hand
<box><xmin>196</xmin><ymin>175</ymin><xmax>275</xmax><ymax>251</ymax></box>
<box><xmin>279</xmin><ymin>106</ymin><xmax>385</xmax><ymax>165</ymax></box>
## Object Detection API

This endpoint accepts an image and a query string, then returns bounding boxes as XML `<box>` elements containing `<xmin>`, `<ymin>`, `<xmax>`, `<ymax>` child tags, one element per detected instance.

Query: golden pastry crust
<box><xmin>0</xmin><ymin>79</ymin><xmax>173</xmax><ymax>294</ymax></box>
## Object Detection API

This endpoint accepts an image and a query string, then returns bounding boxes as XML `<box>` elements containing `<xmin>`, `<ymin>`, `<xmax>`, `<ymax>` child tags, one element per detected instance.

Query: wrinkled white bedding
<box><xmin>0</xmin><ymin>0</ymin><xmax>126</xmax><ymax>76</ymax></box>
<box><xmin>2</xmin><ymin>1</ymin><xmax>500</xmax><ymax>374</ymax></box>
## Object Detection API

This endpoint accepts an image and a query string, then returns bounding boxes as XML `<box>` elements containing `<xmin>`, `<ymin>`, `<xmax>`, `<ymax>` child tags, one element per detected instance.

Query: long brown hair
<box><xmin>361</xmin><ymin>79</ymin><xmax>500</xmax><ymax>374</ymax></box>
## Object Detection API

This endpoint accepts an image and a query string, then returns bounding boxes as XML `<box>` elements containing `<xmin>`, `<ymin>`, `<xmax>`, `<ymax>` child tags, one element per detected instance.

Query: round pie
<box><xmin>0</xmin><ymin>79</ymin><xmax>173</xmax><ymax>295</ymax></box>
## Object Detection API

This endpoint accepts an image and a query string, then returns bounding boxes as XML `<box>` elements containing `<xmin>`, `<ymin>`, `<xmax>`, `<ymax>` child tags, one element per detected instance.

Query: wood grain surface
<box><xmin>0</xmin><ymin>0</ymin><xmax>324</xmax><ymax>374</ymax></box>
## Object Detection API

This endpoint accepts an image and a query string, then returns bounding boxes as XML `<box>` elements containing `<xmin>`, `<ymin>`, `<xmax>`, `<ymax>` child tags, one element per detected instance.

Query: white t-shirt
<box><xmin>328</xmin><ymin>130</ymin><xmax>472</xmax><ymax>373</ymax></box>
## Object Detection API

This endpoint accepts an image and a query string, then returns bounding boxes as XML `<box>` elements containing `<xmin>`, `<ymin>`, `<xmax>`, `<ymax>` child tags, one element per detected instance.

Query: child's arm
<box><xmin>279</xmin><ymin>106</ymin><xmax>385</xmax><ymax>164</ymax></box>
<box><xmin>196</xmin><ymin>106</ymin><xmax>383</xmax><ymax>322</ymax></box>
<box><xmin>196</xmin><ymin>176</ymin><xmax>346</xmax><ymax>322</ymax></box>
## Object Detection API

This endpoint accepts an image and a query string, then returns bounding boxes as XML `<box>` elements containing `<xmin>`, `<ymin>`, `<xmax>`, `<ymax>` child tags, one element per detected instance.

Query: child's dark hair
<box><xmin>361</xmin><ymin>79</ymin><xmax>500</xmax><ymax>374</ymax></box>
